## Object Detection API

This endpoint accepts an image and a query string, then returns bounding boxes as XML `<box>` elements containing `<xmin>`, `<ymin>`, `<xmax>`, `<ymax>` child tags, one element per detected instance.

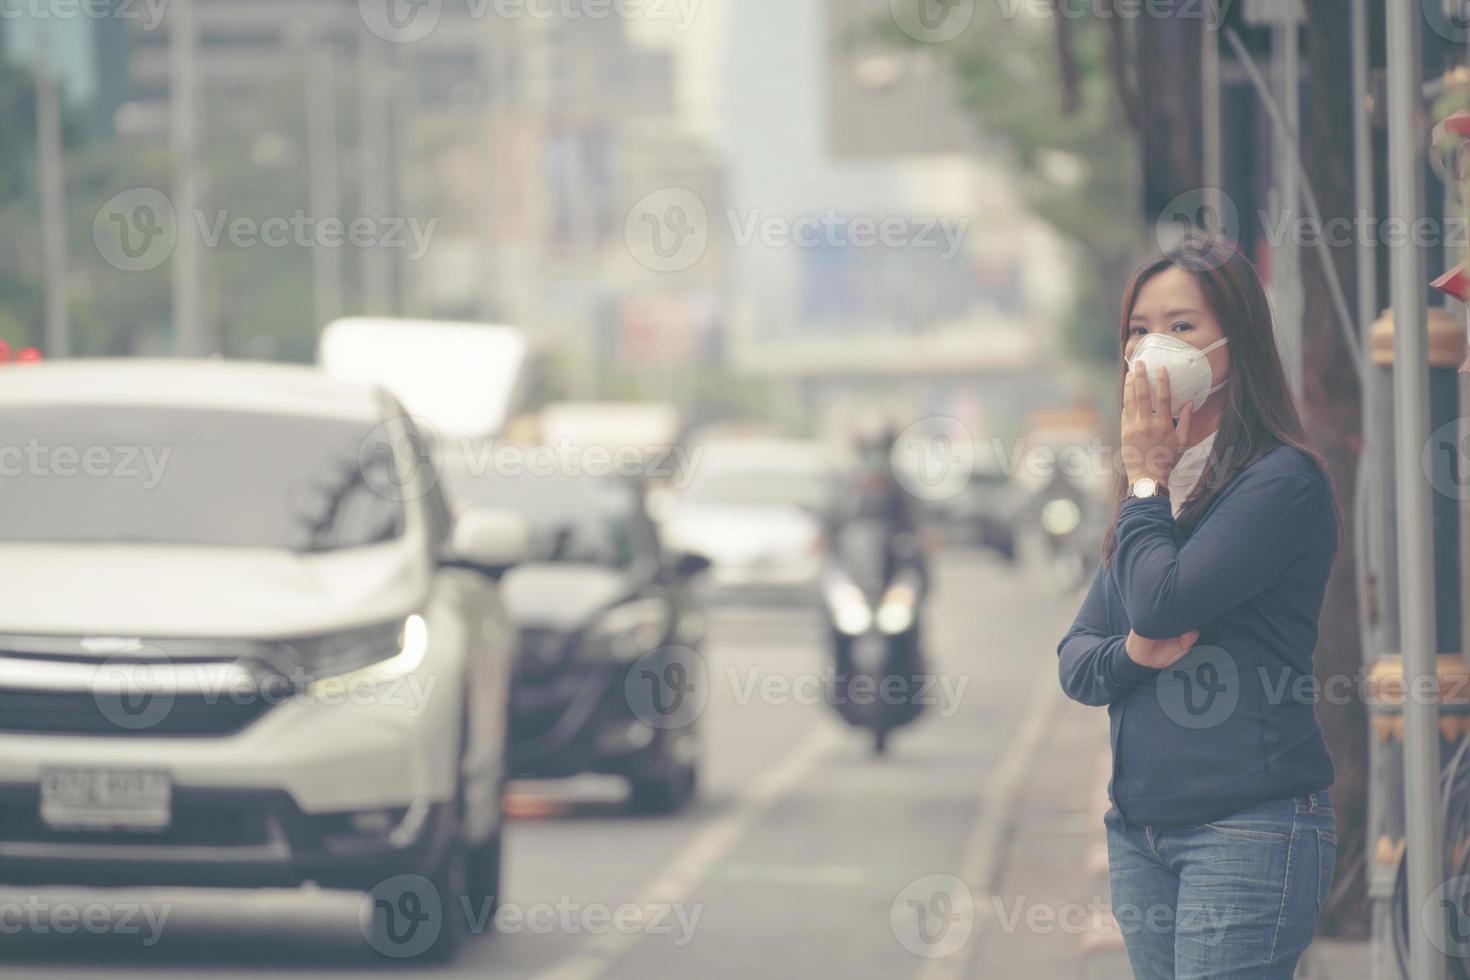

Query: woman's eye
<box><xmin>1171</xmin><ymin>321</ymin><xmax>1193</xmax><ymax>333</ymax></box>
<box><xmin>1127</xmin><ymin>325</ymin><xmax>1147</xmax><ymax>337</ymax></box>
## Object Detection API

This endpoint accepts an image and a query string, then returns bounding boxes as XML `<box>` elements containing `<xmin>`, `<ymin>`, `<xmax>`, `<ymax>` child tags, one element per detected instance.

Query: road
<box><xmin>0</xmin><ymin>547</ymin><xmax>1079</xmax><ymax>980</ymax></box>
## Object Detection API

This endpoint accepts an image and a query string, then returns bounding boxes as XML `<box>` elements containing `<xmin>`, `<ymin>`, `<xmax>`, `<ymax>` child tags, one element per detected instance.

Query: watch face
<box><xmin>1133</xmin><ymin>478</ymin><xmax>1157</xmax><ymax>499</ymax></box>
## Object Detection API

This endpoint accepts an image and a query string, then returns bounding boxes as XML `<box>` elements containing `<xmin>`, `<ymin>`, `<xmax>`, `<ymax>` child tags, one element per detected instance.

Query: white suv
<box><xmin>0</xmin><ymin>360</ymin><xmax>526</xmax><ymax>960</ymax></box>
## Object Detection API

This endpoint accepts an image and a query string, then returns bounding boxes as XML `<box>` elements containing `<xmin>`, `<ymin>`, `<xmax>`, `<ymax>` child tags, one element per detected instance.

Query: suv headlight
<box><xmin>585</xmin><ymin>599</ymin><xmax>668</xmax><ymax>662</ymax></box>
<box><xmin>291</xmin><ymin>615</ymin><xmax>429</xmax><ymax>693</ymax></box>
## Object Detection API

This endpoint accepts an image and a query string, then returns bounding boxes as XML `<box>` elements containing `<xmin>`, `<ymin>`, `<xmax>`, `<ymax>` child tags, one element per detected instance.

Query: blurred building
<box><xmin>702</xmin><ymin>0</ymin><xmax>1071</xmax><ymax>441</ymax></box>
<box><xmin>91</xmin><ymin>0</ymin><xmax>728</xmax><ymax>385</ymax></box>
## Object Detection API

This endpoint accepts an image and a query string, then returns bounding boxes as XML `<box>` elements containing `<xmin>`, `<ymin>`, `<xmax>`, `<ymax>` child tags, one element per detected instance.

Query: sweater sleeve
<box><xmin>1058</xmin><ymin>560</ymin><xmax>1160</xmax><ymax>706</ymax></box>
<box><xmin>1112</xmin><ymin>469</ymin><xmax>1329</xmax><ymax>640</ymax></box>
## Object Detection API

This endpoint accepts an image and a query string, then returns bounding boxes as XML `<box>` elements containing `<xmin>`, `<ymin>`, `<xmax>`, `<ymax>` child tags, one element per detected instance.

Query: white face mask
<box><xmin>1126</xmin><ymin>334</ymin><xmax>1230</xmax><ymax>418</ymax></box>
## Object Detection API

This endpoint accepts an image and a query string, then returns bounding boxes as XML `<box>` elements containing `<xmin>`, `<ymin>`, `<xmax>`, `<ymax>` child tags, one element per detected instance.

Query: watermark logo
<box><xmin>891</xmin><ymin>416</ymin><xmax>975</xmax><ymax>502</ymax></box>
<box><xmin>359</xmin><ymin>416</ymin><xmax>441</xmax><ymax>503</ymax></box>
<box><xmin>1425</xmin><ymin>875</ymin><xmax>1470</xmax><ymax>957</ymax></box>
<box><xmin>0</xmin><ymin>895</ymin><xmax>172</xmax><ymax>946</ymax></box>
<box><xmin>625</xmin><ymin>188</ymin><xmax>709</xmax><ymax>273</ymax></box>
<box><xmin>1155</xmin><ymin>645</ymin><xmax>1239</xmax><ymax>730</ymax></box>
<box><xmin>1155</xmin><ymin>187</ymin><xmax>1240</xmax><ymax>262</ymax></box>
<box><xmin>891</xmin><ymin>0</ymin><xmax>974</xmax><ymax>43</ymax></box>
<box><xmin>359</xmin><ymin>873</ymin><xmax>444</xmax><ymax>957</ymax></box>
<box><xmin>1424</xmin><ymin>418</ymin><xmax>1470</xmax><ymax>502</ymax></box>
<box><xmin>93</xmin><ymin>188</ymin><xmax>176</xmax><ymax>273</ymax></box>
<box><xmin>92</xmin><ymin>651</ymin><xmax>178</xmax><ymax>733</ymax></box>
<box><xmin>1423</xmin><ymin>0</ymin><xmax>1470</xmax><ymax>44</ymax></box>
<box><xmin>891</xmin><ymin>874</ymin><xmax>975</xmax><ymax>958</ymax></box>
<box><xmin>625</xmin><ymin>646</ymin><xmax>708</xmax><ymax>730</ymax></box>
<box><xmin>0</xmin><ymin>0</ymin><xmax>170</xmax><ymax>30</ymax></box>
<box><xmin>360</xmin><ymin>0</ymin><xmax>443</xmax><ymax>43</ymax></box>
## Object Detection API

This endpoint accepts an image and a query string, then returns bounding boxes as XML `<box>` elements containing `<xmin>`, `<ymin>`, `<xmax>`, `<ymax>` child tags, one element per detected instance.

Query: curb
<box><xmin>1079</xmin><ymin>752</ymin><xmax>1131</xmax><ymax>978</ymax></box>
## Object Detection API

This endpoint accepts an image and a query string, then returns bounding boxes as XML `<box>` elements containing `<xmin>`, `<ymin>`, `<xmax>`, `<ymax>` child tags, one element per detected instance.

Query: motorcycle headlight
<box><xmin>1041</xmin><ymin>498</ymin><xmax>1082</xmax><ymax>536</ymax></box>
<box><xmin>875</xmin><ymin>582</ymin><xmax>917</xmax><ymax>636</ymax></box>
<box><xmin>827</xmin><ymin>580</ymin><xmax>873</xmax><ymax>637</ymax></box>
<box><xmin>294</xmin><ymin>615</ymin><xmax>430</xmax><ymax>693</ymax></box>
<box><xmin>585</xmin><ymin>599</ymin><xmax>669</xmax><ymax>662</ymax></box>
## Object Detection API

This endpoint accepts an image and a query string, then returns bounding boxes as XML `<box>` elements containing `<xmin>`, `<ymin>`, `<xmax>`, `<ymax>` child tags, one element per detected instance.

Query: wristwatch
<box><xmin>1129</xmin><ymin>477</ymin><xmax>1170</xmax><ymax>501</ymax></box>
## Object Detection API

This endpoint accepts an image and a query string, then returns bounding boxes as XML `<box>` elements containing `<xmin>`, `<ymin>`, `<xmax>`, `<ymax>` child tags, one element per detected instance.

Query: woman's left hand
<box><xmin>1122</xmin><ymin>361</ymin><xmax>1194</xmax><ymax>485</ymax></box>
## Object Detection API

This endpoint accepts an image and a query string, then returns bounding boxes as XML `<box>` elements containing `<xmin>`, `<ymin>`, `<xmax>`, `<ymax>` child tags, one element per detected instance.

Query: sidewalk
<box><xmin>969</xmin><ymin>693</ymin><xmax>1374</xmax><ymax>979</ymax></box>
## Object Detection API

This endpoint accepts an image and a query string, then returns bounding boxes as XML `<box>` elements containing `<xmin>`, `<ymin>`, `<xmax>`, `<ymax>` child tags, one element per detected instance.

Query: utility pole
<box><xmin>305</xmin><ymin>33</ymin><xmax>344</xmax><ymax>328</ymax></box>
<box><xmin>170</xmin><ymin>0</ymin><xmax>207</xmax><ymax>355</ymax></box>
<box><xmin>357</xmin><ymin>31</ymin><xmax>394</xmax><ymax>315</ymax></box>
<box><xmin>34</xmin><ymin>16</ymin><xmax>70</xmax><ymax>358</ymax></box>
<box><xmin>1385</xmin><ymin>1</ymin><xmax>1446</xmax><ymax>977</ymax></box>
<box><xmin>1273</xmin><ymin>5</ymin><xmax>1304</xmax><ymax>396</ymax></box>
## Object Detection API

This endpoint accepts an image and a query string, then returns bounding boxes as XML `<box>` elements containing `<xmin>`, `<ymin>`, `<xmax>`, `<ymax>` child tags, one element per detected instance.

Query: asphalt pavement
<box><xmin>0</xmin><ymin>546</ymin><xmax>1081</xmax><ymax>980</ymax></box>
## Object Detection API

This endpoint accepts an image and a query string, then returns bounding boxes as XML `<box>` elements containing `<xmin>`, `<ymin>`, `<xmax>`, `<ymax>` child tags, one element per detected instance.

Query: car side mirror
<box><xmin>665</xmin><ymin>551</ymin><xmax>712</xmax><ymax>580</ymax></box>
<box><xmin>449</xmin><ymin>509</ymin><xmax>531</xmax><ymax>578</ymax></box>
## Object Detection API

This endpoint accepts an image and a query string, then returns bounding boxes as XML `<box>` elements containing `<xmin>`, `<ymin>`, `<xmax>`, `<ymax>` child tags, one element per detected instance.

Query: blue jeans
<box><xmin>1104</xmin><ymin>791</ymin><xmax>1337</xmax><ymax>979</ymax></box>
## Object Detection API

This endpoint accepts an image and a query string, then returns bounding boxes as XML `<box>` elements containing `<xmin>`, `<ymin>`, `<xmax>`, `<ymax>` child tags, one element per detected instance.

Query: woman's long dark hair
<box><xmin>1101</xmin><ymin>239</ymin><xmax>1335</xmax><ymax>564</ymax></box>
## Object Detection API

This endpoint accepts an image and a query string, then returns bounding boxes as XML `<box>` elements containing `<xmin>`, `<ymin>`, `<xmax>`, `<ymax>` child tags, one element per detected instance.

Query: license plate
<box><xmin>853</xmin><ymin>635</ymin><xmax>888</xmax><ymax>672</ymax></box>
<box><xmin>40</xmin><ymin>768</ymin><xmax>172</xmax><ymax>832</ymax></box>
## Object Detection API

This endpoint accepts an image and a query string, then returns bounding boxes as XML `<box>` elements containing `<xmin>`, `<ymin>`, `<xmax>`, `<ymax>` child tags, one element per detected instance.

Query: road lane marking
<box><xmin>530</xmin><ymin>721</ymin><xmax>845</xmax><ymax>980</ymax></box>
<box><xmin>916</xmin><ymin>657</ymin><xmax>1063</xmax><ymax>980</ymax></box>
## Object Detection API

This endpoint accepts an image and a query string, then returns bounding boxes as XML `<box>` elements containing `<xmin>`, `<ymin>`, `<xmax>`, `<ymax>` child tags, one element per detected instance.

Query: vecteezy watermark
<box><xmin>991</xmin><ymin>0</ymin><xmax>1229</xmax><ymax>22</ymax></box>
<box><xmin>724</xmin><ymin>666</ymin><xmax>971</xmax><ymax>720</ymax></box>
<box><xmin>624</xmin><ymin>190</ymin><xmax>971</xmax><ymax>273</ymax></box>
<box><xmin>1157</xmin><ymin>186</ymin><xmax>1470</xmax><ymax>258</ymax></box>
<box><xmin>0</xmin><ymin>895</ymin><xmax>172</xmax><ymax>947</ymax></box>
<box><xmin>1424</xmin><ymin>418</ymin><xmax>1470</xmax><ymax>502</ymax></box>
<box><xmin>991</xmin><ymin>894</ymin><xmax>1227</xmax><ymax>937</ymax></box>
<box><xmin>359</xmin><ymin>874</ymin><xmax>701</xmax><ymax>958</ymax></box>
<box><xmin>1156</xmin><ymin>187</ymin><xmax>1241</xmax><ymax>263</ymax></box>
<box><xmin>1155</xmin><ymin>645</ymin><xmax>1240</xmax><ymax>731</ymax></box>
<box><xmin>891</xmin><ymin>417</ymin><xmax>977</xmax><ymax>502</ymax></box>
<box><xmin>91</xmin><ymin>649</ymin><xmax>442</xmax><ymax>734</ymax></box>
<box><xmin>890</xmin><ymin>0</ymin><xmax>975</xmax><ymax>44</ymax></box>
<box><xmin>93</xmin><ymin>188</ymin><xmax>177</xmax><ymax>273</ymax></box>
<box><xmin>358</xmin><ymin>415</ymin><xmax>706</xmax><ymax>502</ymax></box>
<box><xmin>1425</xmin><ymin>875</ymin><xmax>1470</xmax><ymax>958</ymax></box>
<box><xmin>0</xmin><ymin>440</ymin><xmax>171</xmax><ymax>490</ymax></box>
<box><xmin>92</xmin><ymin>189</ymin><xmax>438</xmax><ymax>272</ymax></box>
<box><xmin>625</xmin><ymin>646</ymin><xmax>708</xmax><ymax>731</ymax></box>
<box><xmin>891</xmin><ymin>874</ymin><xmax>975</xmax><ymax>958</ymax></box>
<box><xmin>0</xmin><ymin>0</ymin><xmax>169</xmax><ymax>30</ymax></box>
<box><xmin>358</xmin><ymin>0</ymin><xmax>703</xmax><ymax>44</ymax></box>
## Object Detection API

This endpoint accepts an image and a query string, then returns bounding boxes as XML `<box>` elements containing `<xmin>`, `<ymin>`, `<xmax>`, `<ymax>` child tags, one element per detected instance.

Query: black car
<box><xmin>448</xmin><ymin>468</ymin><xmax>710</xmax><ymax>814</ymax></box>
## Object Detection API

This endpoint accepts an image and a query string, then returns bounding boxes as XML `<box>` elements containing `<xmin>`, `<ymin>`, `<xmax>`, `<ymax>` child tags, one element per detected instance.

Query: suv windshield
<box><xmin>0</xmin><ymin>406</ymin><xmax>403</xmax><ymax>551</ymax></box>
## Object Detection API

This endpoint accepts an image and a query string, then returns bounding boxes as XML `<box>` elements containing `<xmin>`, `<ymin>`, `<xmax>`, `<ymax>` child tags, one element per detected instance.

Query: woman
<box><xmin>1058</xmin><ymin>240</ymin><xmax>1338</xmax><ymax>979</ymax></box>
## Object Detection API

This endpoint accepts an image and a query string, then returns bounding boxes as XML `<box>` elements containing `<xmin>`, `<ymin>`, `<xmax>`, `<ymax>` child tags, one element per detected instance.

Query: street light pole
<box><xmin>34</xmin><ymin>16</ymin><xmax>70</xmax><ymax>358</ymax></box>
<box><xmin>305</xmin><ymin>34</ymin><xmax>344</xmax><ymax>329</ymax></box>
<box><xmin>357</xmin><ymin>31</ymin><xmax>394</xmax><ymax>316</ymax></box>
<box><xmin>170</xmin><ymin>0</ymin><xmax>207</xmax><ymax>355</ymax></box>
<box><xmin>1385</xmin><ymin>2</ymin><xmax>1447</xmax><ymax>978</ymax></box>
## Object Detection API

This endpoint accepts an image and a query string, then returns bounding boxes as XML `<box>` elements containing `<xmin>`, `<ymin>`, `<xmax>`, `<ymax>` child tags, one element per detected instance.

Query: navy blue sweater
<box><xmin>1058</xmin><ymin>444</ymin><xmax>1337</xmax><ymax>828</ymax></box>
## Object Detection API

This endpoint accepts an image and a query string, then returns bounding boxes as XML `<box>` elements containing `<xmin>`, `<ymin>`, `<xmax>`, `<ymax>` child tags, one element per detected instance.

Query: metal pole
<box><xmin>357</xmin><ymin>31</ymin><xmax>393</xmax><ymax>315</ymax></box>
<box><xmin>1273</xmin><ymin>16</ymin><xmax>1305</xmax><ymax>397</ymax></box>
<box><xmin>1202</xmin><ymin>0</ymin><xmax>1222</xmax><ymax>218</ymax></box>
<box><xmin>306</xmin><ymin>36</ymin><xmax>343</xmax><ymax>328</ymax></box>
<box><xmin>1386</xmin><ymin>2</ymin><xmax>1446</xmax><ymax>977</ymax></box>
<box><xmin>1352</xmin><ymin>4</ymin><xmax>1399</xmax><ymax>977</ymax></box>
<box><xmin>170</xmin><ymin>0</ymin><xmax>206</xmax><ymax>355</ymax></box>
<box><xmin>34</xmin><ymin>17</ymin><xmax>70</xmax><ymax>358</ymax></box>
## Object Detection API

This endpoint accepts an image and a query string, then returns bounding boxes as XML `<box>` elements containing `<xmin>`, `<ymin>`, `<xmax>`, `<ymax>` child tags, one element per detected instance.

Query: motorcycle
<box><xmin>819</xmin><ymin>520</ymin><xmax>928</xmax><ymax>754</ymax></box>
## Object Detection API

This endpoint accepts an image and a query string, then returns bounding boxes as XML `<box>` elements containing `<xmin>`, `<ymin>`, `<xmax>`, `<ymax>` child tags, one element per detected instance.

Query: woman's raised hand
<box><xmin>1124</xmin><ymin>628</ymin><xmax>1200</xmax><ymax>669</ymax></box>
<box><xmin>1122</xmin><ymin>361</ymin><xmax>1194</xmax><ymax>485</ymax></box>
